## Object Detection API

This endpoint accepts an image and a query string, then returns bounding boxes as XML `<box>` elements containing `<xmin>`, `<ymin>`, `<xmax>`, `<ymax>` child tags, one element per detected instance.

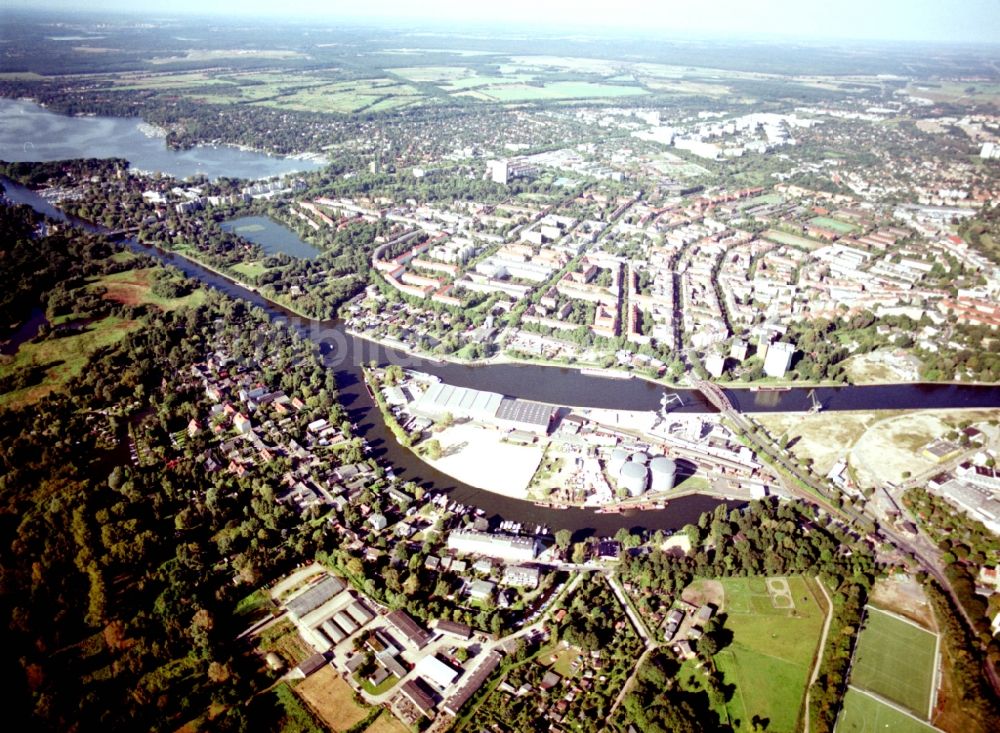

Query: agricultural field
<box><xmin>464</xmin><ymin>81</ymin><xmax>649</xmax><ymax>102</ymax></box>
<box><xmin>712</xmin><ymin>576</ymin><xmax>829</xmax><ymax>732</ymax></box>
<box><xmin>836</xmin><ymin>688</ymin><xmax>939</xmax><ymax>733</ymax></box>
<box><xmin>295</xmin><ymin>666</ymin><xmax>372</xmax><ymax>732</ymax></box>
<box><xmin>257</xmin><ymin>79</ymin><xmax>424</xmax><ymax>114</ymax></box>
<box><xmin>148</xmin><ymin>48</ymin><xmax>308</xmax><ymax>65</ymax></box>
<box><xmin>905</xmin><ymin>81</ymin><xmax>1000</xmax><ymax>106</ymax></box>
<box><xmin>104</xmin><ymin>69</ymin><xmax>425</xmax><ymax>112</ymax></box>
<box><xmin>848</xmin><ymin>607</ymin><xmax>938</xmax><ymax>718</ymax></box>
<box><xmin>393</xmin><ymin>60</ymin><xmax>658</xmax><ymax>102</ymax></box>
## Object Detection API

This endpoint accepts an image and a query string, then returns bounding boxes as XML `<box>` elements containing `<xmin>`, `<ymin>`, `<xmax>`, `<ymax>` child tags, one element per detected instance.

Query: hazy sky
<box><xmin>10</xmin><ymin>0</ymin><xmax>1000</xmax><ymax>44</ymax></box>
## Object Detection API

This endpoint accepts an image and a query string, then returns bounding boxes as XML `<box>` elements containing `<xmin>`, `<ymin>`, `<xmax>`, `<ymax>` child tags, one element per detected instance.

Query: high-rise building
<box><xmin>763</xmin><ymin>341</ymin><xmax>796</xmax><ymax>378</ymax></box>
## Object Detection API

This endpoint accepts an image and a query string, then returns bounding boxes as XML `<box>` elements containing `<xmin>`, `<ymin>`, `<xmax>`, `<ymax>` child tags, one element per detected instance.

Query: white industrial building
<box><xmin>763</xmin><ymin>341</ymin><xmax>796</xmax><ymax>378</ymax></box>
<box><xmin>415</xmin><ymin>655</ymin><xmax>461</xmax><ymax>691</ymax></box>
<box><xmin>285</xmin><ymin>575</ymin><xmax>375</xmax><ymax>653</ymax></box>
<box><xmin>413</xmin><ymin>382</ymin><xmax>556</xmax><ymax>435</ymax></box>
<box><xmin>448</xmin><ymin>530</ymin><xmax>541</xmax><ymax>562</ymax></box>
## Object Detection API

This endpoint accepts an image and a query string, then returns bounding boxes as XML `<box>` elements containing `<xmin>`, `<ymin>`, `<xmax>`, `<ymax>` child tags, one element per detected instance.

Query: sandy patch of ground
<box><xmin>844</xmin><ymin>350</ymin><xmax>921</xmax><ymax>383</ymax></box>
<box><xmin>101</xmin><ymin>274</ymin><xmax>151</xmax><ymax>306</ymax></box>
<box><xmin>682</xmin><ymin>579</ymin><xmax>724</xmax><ymax>608</ymax></box>
<box><xmin>756</xmin><ymin>411</ymin><xmax>876</xmax><ymax>476</ymax></box>
<box><xmin>757</xmin><ymin>408</ymin><xmax>999</xmax><ymax>488</ymax></box>
<box><xmin>661</xmin><ymin>534</ymin><xmax>692</xmax><ymax>556</ymax></box>
<box><xmin>296</xmin><ymin>667</ymin><xmax>370</xmax><ymax>732</ymax></box>
<box><xmin>421</xmin><ymin>422</ymin><xmax>544</xmax><ymax>499</ymax></box>
<box><xmin>850</xmin><ymin>412</ymin><xmax>954</xmax><ymax>488</ymax></box>
<box><xmin>870</xmin><ymin>574</ymin><xmax>934</xmax><ymax>630</ymax></box>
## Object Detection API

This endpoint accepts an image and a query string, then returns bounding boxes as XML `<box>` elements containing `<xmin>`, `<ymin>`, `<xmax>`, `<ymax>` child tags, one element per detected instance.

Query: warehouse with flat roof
<box><xmin>448</xmin><ymin>530</ymin><xmax>541</xmax><ymax>562</ymax></box>
<box><xmin>412</xmin><ymin>380</ymin><xmax>557</xmax><ymax>435</ymax></box>
<box><xmin>494</xmin><ymin>397</ymin><xmax>556</xmax><ymax>434</ymax></box>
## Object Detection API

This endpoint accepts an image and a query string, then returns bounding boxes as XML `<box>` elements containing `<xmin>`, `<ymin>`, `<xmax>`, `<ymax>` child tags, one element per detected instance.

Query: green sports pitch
<box><xmin>848</xmin><ymin>607</ymin><xmax>938</xmax><ymax>717</ymax></box>
<box><xmin>837</xmin><ymin>688</ymin><xmax>939</xmax><ymax>733</ymax></box>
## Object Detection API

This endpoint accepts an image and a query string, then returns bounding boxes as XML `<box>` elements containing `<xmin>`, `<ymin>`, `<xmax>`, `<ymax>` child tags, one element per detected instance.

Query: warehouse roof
<box><xmin>415</xmin><ymin>655</ymin><xmax>460</xmax><ymax>690</ymax></box>
<box><xmin>444</xmin><ymin>651</ymin><xmax>503</xmax><ymax>716</ymax></box>
<box><xmin>387</xmin><ymin>609</ymin><xmax>433</xmax><ymax>650</ymax></box>
<box><xmin>414</xmin><ymin>382</ymin><xmax>503</xmax><ymax>419</ymax></box>
<box><xmin>286</xmin><ymin>576</ymin><xmax>346</xmax><ymax>620</ymax></box>
<box><xmin>495</xmin><ymin>397</ymin><xmax>556</xmax><ymax>427</ymax></box>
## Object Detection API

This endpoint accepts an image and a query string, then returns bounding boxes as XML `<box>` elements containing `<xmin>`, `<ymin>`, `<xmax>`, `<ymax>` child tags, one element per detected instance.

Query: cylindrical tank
<box><xmin>630</xmin><ymin>451</ymin><xmax>650</xmax><ymax>465</ymax></box>
<box><xmin>650</xmin><ymin>456</ymin><xmax>677</xmax><ymax>492</ymax></box>
<box><xmin>619</xmin><ymin>461</ymin><xmax>648</xmax><ymax>497</ymax></box>
<box><xmin>608</xmin><ymin>447</ymin><xmax>630</xmax><ymax>476</ymax></box>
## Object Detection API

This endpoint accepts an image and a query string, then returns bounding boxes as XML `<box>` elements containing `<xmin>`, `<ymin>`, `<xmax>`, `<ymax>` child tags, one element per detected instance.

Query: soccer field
<box><xmin>849</xmin><ymin>607</ymin><xmax>937</xmax><ymax>717</ymax></box>
<box><xmin>837</xmin><ymin>688</ymin><xmax>939</xmax><ymax>733</ymax></box>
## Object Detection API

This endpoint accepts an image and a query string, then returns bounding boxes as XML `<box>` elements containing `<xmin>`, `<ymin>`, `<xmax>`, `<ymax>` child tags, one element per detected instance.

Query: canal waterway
<box><xmin>4</xmin><ymin>176</ymin><xmax>999</xmax><ymax>535</ymax></box>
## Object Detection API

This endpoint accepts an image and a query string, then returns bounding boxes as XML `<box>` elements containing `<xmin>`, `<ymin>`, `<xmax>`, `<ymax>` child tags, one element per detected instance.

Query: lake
<box><xmin>220</xmin><ymin>215</ymin><xmax>321</xmax><ymax>259</ymax></box>
<box><xmin>0</xmin><ymin>98</ymin><xmax>323</xmax><ymax>181</ymax></box>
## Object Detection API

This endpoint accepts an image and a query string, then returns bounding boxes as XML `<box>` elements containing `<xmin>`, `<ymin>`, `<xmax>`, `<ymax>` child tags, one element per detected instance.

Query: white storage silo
<box><xmin>650</xmin><ymin>456</ymin><xmax>677</xmax><ymax>492</ymax></box>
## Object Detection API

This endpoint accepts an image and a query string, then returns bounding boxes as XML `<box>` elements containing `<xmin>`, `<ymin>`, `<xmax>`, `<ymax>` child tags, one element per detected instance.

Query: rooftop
<box><xmin>286</xmin><ymin>576</ymin><xmax>346</xmax><ymax>620</ymax></box>
<box><xmin>387</xmin><ymin>609</ymin><xmax>433</xmax><ymax>649</ymax></box>
<box><xmin>495</xmin><ymin>397</ymin><xmax>557</xmax><ymax>427</ymax></box>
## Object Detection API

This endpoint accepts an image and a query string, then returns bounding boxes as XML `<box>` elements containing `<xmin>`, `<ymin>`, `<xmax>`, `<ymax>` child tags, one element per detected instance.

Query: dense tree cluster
<box><xmin>0</xmin><ymin>211</ymin><xmax>350</xmax><ymax>730</ymax></box>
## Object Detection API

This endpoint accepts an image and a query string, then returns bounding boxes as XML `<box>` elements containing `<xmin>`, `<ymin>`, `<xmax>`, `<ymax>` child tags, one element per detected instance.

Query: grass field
<box><xmin>230</xmin><ymin>260</ymin><xmax>273</xmax><ymax>280</ymax></box>
<box><xmin>470</xmin><ymin>81</ymin><xmax>649</xmax><ymax>102</ymax></box>
<box><xmin>540</xmin><ymin>642</ymin><xmax>583</xmax><ymax>677</ymax></box>
<box><xmin>0</xmin><ymin>314</ymin><xmax>138</xmax><ymax>409</ymax></box>
<box><xmin>837</xmin><ymin>688</ymin><xmax>939</xmax><ymax>733</ymax></box>
<box><xmin>714</xmin><ymin>576</ymin><xmax>828</xmax><ymax>732</ymax></box>
<box><xmin>763</xmin><ymin>229</ymin><xmax>825</xmax><ymax>250</ymax></box>
<box><xmin>257</xmin><ymin>79</ymin><xmax>423</xmax><ymax>114</ymax></box>
<box><xmin>906</xmin><ymin>82</ymin><xmax>1000</xmax><ymax>106</ymax></box>
<box><xmin>92</xmin><ymin>269</ymin><xmax>208</xmax><ymax>310</ymax></box>
<box><xmin>809</xmin><ymin>216</ymin><xmax>858</xmax><ymax>234</ymax></box>
<box><xmin>363</xmin><ymin>712</ymin><xmax>410</xmax><ymax>733</ymax></box>
<box><xmin>296</xmin><ymin>667</ymin><xmax>371</xmax><ymax>732</ymax></box>
<box><xmin>849</xmin><ymin>607</ymin><xmax>937</xmax><ymax>717</ymax></box>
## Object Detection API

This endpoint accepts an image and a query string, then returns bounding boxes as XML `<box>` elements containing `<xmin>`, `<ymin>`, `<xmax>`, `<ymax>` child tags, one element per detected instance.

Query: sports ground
<box><xmin>837</xmin><ymin>688</ymin><xmax>939</xmax><ymax>733</ymax></box>
<box><xmin>848</xmin><ymin>607</ymin><xmax>938</xmax><ymax>717</ymax></box>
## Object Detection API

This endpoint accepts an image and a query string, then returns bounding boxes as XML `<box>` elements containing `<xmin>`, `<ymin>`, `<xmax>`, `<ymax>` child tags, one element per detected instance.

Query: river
<box><xmin>0</xmin><ymin>98</ymin><xmax>323</xmax><ymax>181</ymax></box>
<box><xmin>4</xmin><ymin>177</ymin><xmax>999</xmax><ymax>536</ymax></box>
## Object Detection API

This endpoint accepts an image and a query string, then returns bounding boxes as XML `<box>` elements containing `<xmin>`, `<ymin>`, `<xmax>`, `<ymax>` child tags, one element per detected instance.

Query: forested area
<box><xmin>0</xmin><ymin>198</ymin><xmax>353</xmax><ymax>729</ymax></box>
<box><xmin>1</xmin><ymin>290</ymin><xmax>355</xmax><ymax>731</ymax></box>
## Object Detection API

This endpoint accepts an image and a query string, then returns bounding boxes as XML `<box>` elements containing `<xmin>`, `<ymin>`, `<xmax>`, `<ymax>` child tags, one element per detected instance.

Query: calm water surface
<box><xmin>0</xmin><ymin>98</ymin><xmax>322</xmax><ymax>180</ymax></box>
